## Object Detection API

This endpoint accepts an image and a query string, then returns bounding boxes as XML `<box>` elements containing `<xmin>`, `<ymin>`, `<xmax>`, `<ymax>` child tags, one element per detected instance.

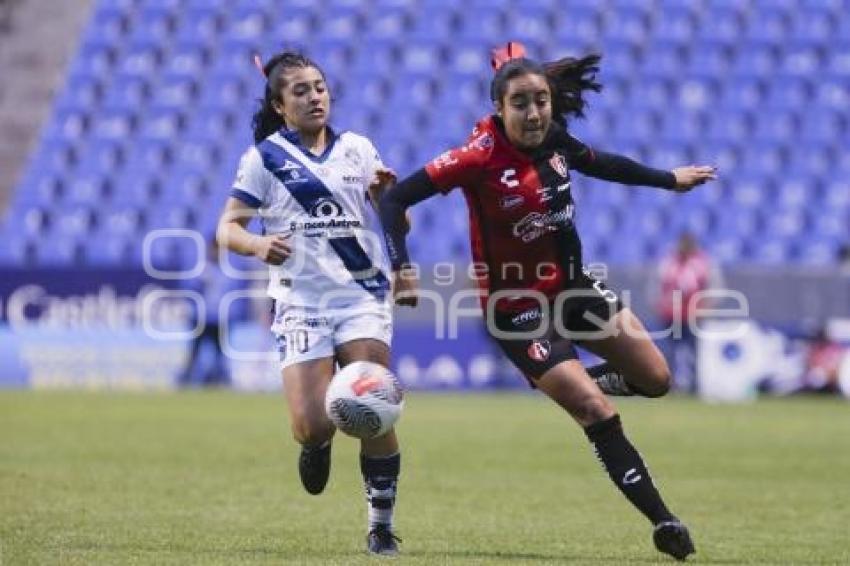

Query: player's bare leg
<box><xmin>581</xmin><ymin>308</ymin><xmax>673</xmax><ymax>397</ymax></box>
<box><xmin>336</xmin><ymin>338</ymin><xmax>402</xmax><ymax>556</ymax></box>
<box><xmin>283</xmin><ymin>357</ymin><xmax>335</xmax><ymax>495</ymax></box>
<box><xmin>535</xmin><ymin>360</ymin><xmax>695</xmax><ymax>561</ymax></box>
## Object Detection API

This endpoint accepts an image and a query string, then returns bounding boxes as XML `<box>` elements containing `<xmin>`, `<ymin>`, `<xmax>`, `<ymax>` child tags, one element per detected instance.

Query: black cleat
<box><xmin>298</xmin><ymin>443</ymin><xmax>331</xmax><ymax>495</ymax></box>
<box><xmin>653</xmin><ymin>520</ymin><xmax>696</xmax><ymax>561</ymax></box>
<box><xmin>366</xmin><ymin>525</ymin><xmax>401</xmax><ymax>556</ymax></box>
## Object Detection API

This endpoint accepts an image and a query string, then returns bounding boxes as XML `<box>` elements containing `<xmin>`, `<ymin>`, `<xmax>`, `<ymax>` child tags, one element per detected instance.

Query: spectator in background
<box><xmin>654</xmin><ymin>232</ymin><xmax>723</xmax><ymax>393</ymax></box>
<box><xmin>838</xmin><ymin>243</ymin><xmax>850</xmax><ymax>276</ymax></box>
<box><xmin>0</xmin><ymin>0</ymin><xmax>18</xmax><ymax>33</ymax></box>
<box><xmin>801</xmin><ymin>326</ymin><xmax>845</xmax><ymax>394</ymax></box>
<box><xmin>177</xmin><ymin>240</ymin><xmax>241</xmax><ymax>387</ymax></box>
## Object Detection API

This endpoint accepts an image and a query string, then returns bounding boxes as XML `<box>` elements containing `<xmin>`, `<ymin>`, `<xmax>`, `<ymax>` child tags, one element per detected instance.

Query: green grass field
<box><xmin>1</xmin><ymin>392</ymin><xmax>848</xmax><ymax>565</ymax></box>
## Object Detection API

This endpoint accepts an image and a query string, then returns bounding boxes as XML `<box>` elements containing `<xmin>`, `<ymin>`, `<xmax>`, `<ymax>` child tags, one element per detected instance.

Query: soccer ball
<box><xmin>325</xmin><ymin>361</ymin><xmax>404</xmax><ymax>439</ymax></box>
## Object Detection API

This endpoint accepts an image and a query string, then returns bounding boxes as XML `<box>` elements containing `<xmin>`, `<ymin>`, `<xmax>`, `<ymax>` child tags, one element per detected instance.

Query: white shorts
<box><xmin>271</xmin><ymin>300</ymin><xmax>393</xmax><ymax>369</ymax></box>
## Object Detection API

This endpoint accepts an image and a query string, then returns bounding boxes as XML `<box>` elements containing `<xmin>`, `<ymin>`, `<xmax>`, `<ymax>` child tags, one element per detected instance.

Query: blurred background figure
<box><xmin>177</xmin><ymin>240</ymin><xmax>241</xmax><ymax>388</ymax></box>
<box><xmin>654</xmin><ymin>232</ymin><xmax>723</xmax><ymax>393</ymax></box>
<box><xmin>838</xmin><ymin>243</ymin><xmax>850</xmax><ymax>276</ymax></box>
<box><xmin>800</xmin><ymin>325</ymin><xmax>846</xmax><ymax>395</ymax></box>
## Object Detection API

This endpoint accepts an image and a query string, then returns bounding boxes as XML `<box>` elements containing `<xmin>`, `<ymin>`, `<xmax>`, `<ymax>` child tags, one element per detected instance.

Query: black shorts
<box><xmin>487</xmin><ymin>272</ymin><xmax>624</xmax><ymax>386</ymax></box>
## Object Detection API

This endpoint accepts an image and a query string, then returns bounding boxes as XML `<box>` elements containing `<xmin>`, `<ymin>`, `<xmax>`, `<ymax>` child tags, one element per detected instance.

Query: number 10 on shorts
<box><xmin>276</xmin><ymin>330</ymin><xmax>310</xmax><ymax>361</ymax></box>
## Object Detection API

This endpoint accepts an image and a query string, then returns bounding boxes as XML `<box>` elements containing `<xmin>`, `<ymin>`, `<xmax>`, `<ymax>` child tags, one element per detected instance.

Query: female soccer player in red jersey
<box><xmin>380</xmin><ymin>42</ymin><xmax>715</xmax><ymax>561</ymax></box>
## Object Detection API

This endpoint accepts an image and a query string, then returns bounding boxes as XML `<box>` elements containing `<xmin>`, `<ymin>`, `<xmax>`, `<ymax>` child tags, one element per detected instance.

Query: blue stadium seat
<box><xmin>84</xmin><ymin>235</ymin><xmax>131</xmax><ymax>266</ymax></box>
<box><xmin>89</xmin><ymin>107</ymin><xmax>136</xmax><ymax>142</ymax></box>
<box><xmin>823</xmin><ymin>179</ymin><xmax>850</xmax><ymax>209</ymax></box>
<box><xmin>710</xmin><ymin>207</ymin><xmax>761</xmax><ymax>239</ymax></box>
<box><xmin>305</xmin><ymin>38</ymin><xmax>354</xmax><ymax>78</ymax></box>
<box><xmin>121</xmin><ymin>139</ymin><xmax>172</xmax><ymax>174</ymax></box>
<box><xmin>800</xmin><ymin>109</ymin><xmax>845</xmax><ymax>142</ymax></box>
<box><xmin>173</xmin><ymin>7</ymin><xmax>222</xmax><ymax>44</ymax></box>
<box><xmin>225</xmin><ymin>5</ymin><xmax>268</xmax><ymax>40</ymax></box>
<box><xmin>745</xmin><ymin>8</ymin><xmax>788</xmax><ymax>45</ymax></box>
<box><xmin>600</xmin><ymin>8</ymin><xmax>649</xmax><ymax>45</ymax></box>
<box><xmin>455</xmin><ymin>9</ymin><xmax>508</xmax><ymax>40</ymax></box>
<box><xmin>161</xmin><ymin>44</ymin><xmax>210</xmax><ymax>79</ymax></box>
<box><xmin>762</xmin><ymin>206</ymin><xmax>808</xmax><ymax>239</ymax></box>
<box><xmin>807</xmin><ymin>205</ymin><xmax>847</xmax><ymax>240</ymax></box>
<box><xmin>693</xmin><ymin>9</ymin><xmax>742</xmax><ymax>45</ymax></box>
<box><xmin>349</xmin><ymin>38</ymin><xmax>400</xmax><ymax>75</ymax></box>
<box><xmin>552</xmin><ymin>7</ymin><xmax>600</xmax><ymax>44</ymax></box>
<box><xmin>0</xmin><ymin>234</ymin><xmax>36</xmax><ymax>265</ymax></box>
<box><xmin>639</xmin><ymin>41</ymin><xmax>686</xmax><ymax>77</ymax></box>
<box><xmin>779</xmin><ymin>42</ymin><xmax>823</xmax><ymax>77</ymax></box>
<box><xmin>60</xmin><ymin>74</ymin><xmax>103</xmax><ymax>108</ymax></box>
<box><xmin>793</xmin><ymin>237</ymin><xmax>839</xmax><ymax>266</ymax></box>
<box><xmin>63</xmin><ymin>174</ymin><xmax>111</xmax><ymax>207</ymax></box>
<box><xmin>730</xmin><ymin>43</ymin><xmax>779</xmax><ymax>78</ymax></box>
<box><xmin>128</xmin><ymin>5</ymin><xmax>178</xmax><ymax>42</ymax></box>
<box><xmin>745</xmin><ymin>238</ymin><xmax>792</xmax><ymax>265</ymax></box>
<box><xmin>34</xmin><ymin>236</ymin><xmax>82</xmax><ymax>267</ymax></box>
<box><xmin>717</xmin><ymin>77</ymin><xmax>764</xmax><ymax>111</ymax></box>
<box><xmin>752</xmin><ymin>110</ymin><xmax>797</xmax><ymax>142</ymax></box>
<box><xmin>115</xmin><ymin>40</ymin><xmax>163</xmax><ymax>80</ymax></box>
<box><xmin>649</xmin><ymin>8</ymin><xmax>695</xmax><ymax>43</ymax></box>
<box><xmin>786</xmin><ymin>142</ymin><xmax>833</xmax><ymax>177</ymax></box>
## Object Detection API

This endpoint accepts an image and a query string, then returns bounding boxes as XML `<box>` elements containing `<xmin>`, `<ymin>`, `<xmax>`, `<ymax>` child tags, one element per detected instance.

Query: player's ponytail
<box><xmin>251</xmin><ymin>50</ymin><xmax>325</xmax><ymax>143</ymax></box>
<box><xmin>543</xmin><ymin>53</ymin><xmax>602</xmax><ymax>122</ymax></box>
<box><xmin>489</xmin><ymin>42</ymin><xmax>602</xmax><ymax>125</ymax></box>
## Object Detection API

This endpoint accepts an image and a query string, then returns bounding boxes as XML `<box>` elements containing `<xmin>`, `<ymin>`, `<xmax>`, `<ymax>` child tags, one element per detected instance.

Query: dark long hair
<box><xmin>490</xmin><ymin>44</ymin><xmax>602</xmax><ymax>124</ymax></box>
<box><xmin>251</xmin><ymin>50</ymin><xmax>325</xmax><ymax>142</ymax></box>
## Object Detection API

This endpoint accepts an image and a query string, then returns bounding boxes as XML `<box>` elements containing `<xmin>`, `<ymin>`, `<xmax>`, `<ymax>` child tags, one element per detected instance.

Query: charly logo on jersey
<box><xmin>274</xmin><ymin>160</ymin><xmax>302</xmax><ymax>173</ymax></box>
<box><xmin>549</xmin><ymin>152</ymin><xmax>568</xmax><ymax>178</ymax></box>
<box><xmin>500</xmin><ymin>194</ymin><xmax>525</xmax><ymax>210</ymax></box>
<box><xmin>500</xmin><ymin>168</ymin><xmax>519</xmax><ymax>188</ymax></box>
<box><xmin>512</xmin><ymin>205</ymin><xmax>576</xmax><ymax>242</ymax></box>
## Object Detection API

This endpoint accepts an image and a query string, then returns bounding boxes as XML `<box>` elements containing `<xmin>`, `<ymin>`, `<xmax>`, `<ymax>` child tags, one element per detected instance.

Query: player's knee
<box><xmin>291</xmin><ymin>416</ymin><xmax>333</xmax><ymax>446</ymax></box>
<box><xmin>575</xmin><ymin>393</ymin><xmax>615</xmax><ymax>425</ymax></box>
<box><xmin>642</xmin><ymin>362</ymin><xmax>672</xmax><ymax>397</ymax></box>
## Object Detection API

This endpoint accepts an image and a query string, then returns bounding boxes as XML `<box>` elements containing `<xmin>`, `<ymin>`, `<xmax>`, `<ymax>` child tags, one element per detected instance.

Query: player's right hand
<box><xmin>252</xmin><ymin>234</ymin><xmax>291</xmax><ymax>265</ymax></box>
<box><xmin>392</xmin><ymin>268</ymin><xmax>418</xmax><ymax>307</ymax></box>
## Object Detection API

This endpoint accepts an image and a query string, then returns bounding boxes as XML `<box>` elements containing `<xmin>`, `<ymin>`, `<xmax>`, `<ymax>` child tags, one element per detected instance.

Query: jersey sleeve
<box><xmin>360</xmin><ymin>137</ymin><xmax>385</xmax><ymax>189</ymax></box>
<box><xmin>230</xmin><ymin>146</ymin><xmax>270</xmax><ymax>208</ymax></box>
<box><xmin>423</xmin><ymin>131</ymin><xmax>491</xmax><ymax>194</ymax></box>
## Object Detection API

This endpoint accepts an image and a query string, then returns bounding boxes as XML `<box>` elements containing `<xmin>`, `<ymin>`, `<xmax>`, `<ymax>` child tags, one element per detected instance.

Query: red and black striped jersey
<box><xmin>424</xmin><ymin>115</ymin><xmax>596</xmax><ymax>313</ymax></box>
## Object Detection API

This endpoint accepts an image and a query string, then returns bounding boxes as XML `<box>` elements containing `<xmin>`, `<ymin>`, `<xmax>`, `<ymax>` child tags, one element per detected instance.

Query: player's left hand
<box><xmin>392</xmin><ymin>267</ymin><xmax>419</xmax><ymax>307</ymax></box>
<box><xmin>368</xmin><ymin>167</ymin><xmax>397</xmax><ymax>197</ymax></box>
<box><xmin>369</xmin><ymin>167</ymin><xmax>411</xmax><ymax>232</ymax></box>
<box><xmin>671</xmin><ymin>165</ymin><xmax>717</xmax><ymax>192</ymax></box>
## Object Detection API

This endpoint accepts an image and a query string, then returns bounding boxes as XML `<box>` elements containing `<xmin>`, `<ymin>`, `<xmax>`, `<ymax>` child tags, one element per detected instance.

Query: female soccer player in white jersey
<box><xmin>216</xmin><ymin>51</ymin><xmax>403</xmax><ymax>556</ymax></box>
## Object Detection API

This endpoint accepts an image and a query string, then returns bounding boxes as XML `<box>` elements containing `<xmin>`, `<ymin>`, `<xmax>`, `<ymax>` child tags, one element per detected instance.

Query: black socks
<box><xmin>584</xmin><ymin>414</ymin><xmax>675</xmax><ymax>525</ymax></box>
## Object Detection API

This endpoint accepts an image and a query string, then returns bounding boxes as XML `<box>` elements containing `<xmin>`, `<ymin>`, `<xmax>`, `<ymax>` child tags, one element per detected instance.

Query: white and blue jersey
<box><xmin>231</xmin><ymin>128</ymin><xmax>391</xmax><ymax>309</ymax></box>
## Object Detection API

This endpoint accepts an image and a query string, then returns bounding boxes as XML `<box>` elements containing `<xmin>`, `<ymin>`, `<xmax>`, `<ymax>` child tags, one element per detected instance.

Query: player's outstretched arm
<box><xmin>378</xmin><ymin>169</ymin><xmax>440</xmax><ymax>307</ymax></box>
<box><xmin>574</xmin><ymin>149</ymin><xmax>716</xmax><ymax>191</ymax></box>
<box><xmin>216</xmin><ymin>197</ymin><xmax>291</xmax><ymax>265</ymax></box>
